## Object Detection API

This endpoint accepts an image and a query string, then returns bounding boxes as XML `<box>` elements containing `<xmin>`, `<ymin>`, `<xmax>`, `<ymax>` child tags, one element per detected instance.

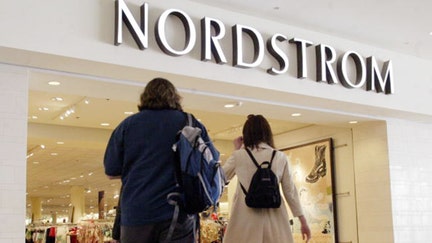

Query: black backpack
<box><xmin>240</xmin><ymin>148</ymin><xmax>281</xmax><ymax>208</ymax></box>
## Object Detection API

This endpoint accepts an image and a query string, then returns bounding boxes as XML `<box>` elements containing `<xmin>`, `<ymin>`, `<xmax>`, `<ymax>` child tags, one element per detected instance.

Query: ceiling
<box><xmin>25</xmin><ymin>0</ymin><xmax>432</xmax><ymax>221</ymax></box>
<box><xmin>191</xmin><ymin>0</ymin><xmax>432</xmax><ymax>61</ymax></box>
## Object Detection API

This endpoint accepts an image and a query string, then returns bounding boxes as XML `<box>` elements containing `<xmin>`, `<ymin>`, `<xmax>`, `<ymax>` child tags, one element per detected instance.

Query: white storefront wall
<box><xmin>0</xmin><ymin>0</ymin><xmax>431</xmax><ymax>242</ymax></box>
<box><xmin>0</xmin><ymin>65</ymin><xmax>28</xmax><ymax>243</ymax></box>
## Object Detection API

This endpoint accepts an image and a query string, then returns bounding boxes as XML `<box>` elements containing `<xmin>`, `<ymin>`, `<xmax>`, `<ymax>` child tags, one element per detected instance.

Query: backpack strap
<box><xmin>268</xmin><ymin>150</ymin><xmax>277</xmax><ymax>169</ymax></box>
<box><xmin>245</xmin><ymin>148</ymin><xmax>277</xmax><ymax>168</ymax></box>
<box><xmin>240</xmin><ymin>182</ymin><xmax>248</xmax><ymax>195</ymax></box>
<box><xmin>186</xmin><ymin>112</ymin><xmax>193</xmax><ymax>126</ymax></box>
<box><xmin>245</xmin><ymin>148</ymin><xmax>260</xmax><ymax>168</ymax></box>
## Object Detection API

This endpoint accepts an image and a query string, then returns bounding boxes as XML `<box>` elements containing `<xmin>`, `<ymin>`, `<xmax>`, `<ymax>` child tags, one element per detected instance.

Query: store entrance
<box><xmin>26</xmin><ymin>67</ymin><xmax>366</xmax><ymax>242</ymax></box>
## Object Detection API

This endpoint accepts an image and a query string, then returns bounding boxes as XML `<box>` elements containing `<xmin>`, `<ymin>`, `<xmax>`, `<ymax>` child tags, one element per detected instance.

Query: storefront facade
<box><xmin>0</xmin><ymin>0</ymin><xmax>431</xmax><ymax>242</ymax></box>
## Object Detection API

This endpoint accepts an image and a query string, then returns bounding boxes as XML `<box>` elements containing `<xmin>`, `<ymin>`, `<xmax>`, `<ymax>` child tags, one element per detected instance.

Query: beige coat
<box><xmin>222</xmin><ymin>143</ymin><xmax>304</xmax><ymax>243</ymax></box>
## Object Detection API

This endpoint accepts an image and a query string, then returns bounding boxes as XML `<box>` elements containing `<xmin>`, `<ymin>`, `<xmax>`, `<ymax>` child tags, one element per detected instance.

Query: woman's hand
<box><xmin>301</xmin><ymin>223</ymin><xmax>311</xmax><ymax>242</ymax></box>
<box><xmin>233</xmin><ymin>136</ymin><xmax>243</xmax><ymax>150</ymax></box>
<box><xmin>298</xmin><ymin>215</ymin><xmax>311</xmax><ymax>242</ymax></box>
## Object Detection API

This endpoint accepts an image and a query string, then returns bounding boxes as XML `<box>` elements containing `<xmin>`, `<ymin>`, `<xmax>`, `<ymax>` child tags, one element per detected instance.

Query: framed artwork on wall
<box><xmin>281</xmin><ymin>138</ymin><xmax>338</xmax><ymax>243</ymax></box>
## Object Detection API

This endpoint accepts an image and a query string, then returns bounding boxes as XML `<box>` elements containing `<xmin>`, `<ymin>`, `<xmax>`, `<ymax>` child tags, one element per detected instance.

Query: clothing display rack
<box><xmin>25</xmin><ymin>220</ymin><xmax>114</xmax><ymax>243</ymax></box>
<box><xmin>199</xmin><ymin>212</ymin><xmax>227</xmax><ymax>243</ymax></box>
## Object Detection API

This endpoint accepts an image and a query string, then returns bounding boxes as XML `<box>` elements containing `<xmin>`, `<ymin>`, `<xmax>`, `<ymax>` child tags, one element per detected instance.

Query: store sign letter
<box><xmin>201</xmin><ymin>17</ymin><xmax>227</xmax><ymax>64</ymax></box>
<box><xmin>115</xmin><ymin>1</ymin><xmax>148</xmax><ymax>50</ymax></box>
<box><xmin>155</xmin><ymin>9</ymin><xmax>196</xmax><ymax>56</ymax></box>
<box><xmin>266</xmin><ymin>34</ymin><xmax>289</xmax><ymax>75</ymax></box>
<box><xmin>232</xmin><ymin>25</ymin><xmax>265</xmax><ymax>68</ymax></box>
<box><xmin>289</xmin><ymin>38</ymin><xmax>313</xmax><ymax>79</ymax></box>
<box><xmin>366</xmin><ymin>57</ymin><xmax>394</xmax><ymax>94</ymax></box>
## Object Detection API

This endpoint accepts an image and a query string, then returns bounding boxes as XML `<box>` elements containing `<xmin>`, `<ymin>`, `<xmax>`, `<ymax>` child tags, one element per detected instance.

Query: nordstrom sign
<box><xmin>114</xmin><ymin>0</ymin><xmax>394</xmax><ymax>94</ymax></box>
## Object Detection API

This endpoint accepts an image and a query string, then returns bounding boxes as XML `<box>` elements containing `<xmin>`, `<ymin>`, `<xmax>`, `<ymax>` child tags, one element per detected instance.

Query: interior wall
<box><xmin>214</xmin><ymin>139</ymin><xmax>235</xmax><ymax>165</ymax></box>
<box><xmin>275</xmin><ymin>124</ymin><xmax>358</xmax><ymax>243</ymax></box>
<box><xmin>213</xmin><ymin>139</ymin><xmax>236</xmax><ymax>216</ymax></box>
<box><xmin>386</xmin><ymin>119</ymin><xmax>432</xmax><ymax>243</ymax></box>
<box><xmin>0</xmin><ymin>64</ymin><xmax>28</xmax><ymax>242</ymax></box>
<box><xmin>352</xmin><ymin>121</ymin><xmax>394</xmax><ymax>243</ymax></box>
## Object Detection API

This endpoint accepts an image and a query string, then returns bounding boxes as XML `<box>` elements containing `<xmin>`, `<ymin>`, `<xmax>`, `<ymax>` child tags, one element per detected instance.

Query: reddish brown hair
<box><xmin>242</xmin><ymin>114</ymin><xmax>275</xmax><ymax>149</ymax></box>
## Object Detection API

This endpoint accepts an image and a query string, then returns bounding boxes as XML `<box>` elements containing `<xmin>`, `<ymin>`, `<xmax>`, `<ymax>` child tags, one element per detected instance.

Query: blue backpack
<box><xmin>165</xmin><ymin>113</ymin><xmax>225</xmax><ymax>241</ymax></box>
<box><xmin>170</xmin><ymin>113</ymin><xmax>226</xmax><ymax>214</ymax></box>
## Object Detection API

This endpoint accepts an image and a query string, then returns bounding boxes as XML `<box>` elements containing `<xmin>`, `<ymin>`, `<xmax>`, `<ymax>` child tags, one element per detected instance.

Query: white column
<box><xmin>30</xmin><ymin>197</ymin><xmax>42</xmax><ymax>223</ymax></box>
<box><xmin>0</xmin><ymin>64</ymin><xmax>28</xmax><ymax>242</ymax></box>
<box><xmin>98</xmin><ymin>191</ymin><xmax>105</xmax><ymax>219</ymax></box>
<box><xmin>352</xmin><ymin>121</ymin><xmax>394</xmax><ymax>243</ymax></box>
<box><xmin>386</xmin><ymin>119</ymin><xmax>432</xmax><ymax>243</ymax></box>
<box><xmin>51</xmin><ymin>212</ymin><xmax>57</xmax><ymax>224</ymax></box>
<box><xmin>70</xmin><ymin>186</ymin><xmax>85</xmax><ymax>223</ymax></box>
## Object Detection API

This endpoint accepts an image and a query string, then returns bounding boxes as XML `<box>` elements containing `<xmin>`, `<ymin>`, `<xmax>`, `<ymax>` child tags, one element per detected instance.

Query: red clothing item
<box><xmin>70</xmin><ymin>234</ymin><xmax>77</xmax><ymax>243</ymax></box>
<box><xmin>49</xmin><ymin>227</ymin><xmax>56</xmax><ymax>237</ymax></box>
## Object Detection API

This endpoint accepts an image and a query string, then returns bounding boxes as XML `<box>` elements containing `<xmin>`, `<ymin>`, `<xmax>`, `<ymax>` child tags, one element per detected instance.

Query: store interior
<box><xmin>25</xmin><ymin>67</ymin><xmax>372</xmax><ymax>231</ymax></box>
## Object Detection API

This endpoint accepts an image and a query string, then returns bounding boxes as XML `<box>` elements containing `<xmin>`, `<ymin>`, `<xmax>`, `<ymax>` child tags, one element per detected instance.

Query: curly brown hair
<box><xmin>137</xmin><ymin>78</ymin><xmax>183</xmax><ymax>111</ymax></box>
<box><xmin>242</xmin><ymin>114</ymin><xmax>275</xmax><ymax>149</ymax></box>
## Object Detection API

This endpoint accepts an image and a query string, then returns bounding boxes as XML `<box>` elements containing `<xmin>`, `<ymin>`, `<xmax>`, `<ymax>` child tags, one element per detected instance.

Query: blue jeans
<box><xmin>120</xmin><ymin>214</ymin><xmax>197</xmax><ymax>243</ymax></box>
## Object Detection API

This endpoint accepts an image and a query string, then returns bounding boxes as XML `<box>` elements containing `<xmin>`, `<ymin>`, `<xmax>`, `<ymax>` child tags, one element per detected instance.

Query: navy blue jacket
<box><xmin>104</xmin><ymin>109</ymin><xmax>210</xmax><ymax>226</ymax></box>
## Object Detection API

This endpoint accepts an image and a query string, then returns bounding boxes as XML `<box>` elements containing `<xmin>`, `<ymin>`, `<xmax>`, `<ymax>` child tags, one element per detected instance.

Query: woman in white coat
<box><xmin>222</xmin><ymin>114</ymin><xmax>311</xmax><ymax>243</ymax></box>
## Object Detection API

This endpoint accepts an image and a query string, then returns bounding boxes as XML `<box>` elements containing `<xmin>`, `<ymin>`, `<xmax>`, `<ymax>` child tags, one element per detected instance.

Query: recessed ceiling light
<box><xmin>124</xmin><ymin>111</ymin><xmax>134</xmax><ymax>115</ymax></box>
<box><xmin>56</xmin><ymin>141</ymin><xmax>64</xmax><ymax>145</ymax></box>
<box><xmin>349</xmin><ymin>121</ymin><xmax>358</xmax><ymax>124</ymax></box>
<box><xmin>48</xmin><ymin>81</ymin><xmax>61</xmax><ymax>86</ymax></box>
<box><xmin>100</xmin><ymin>123</ymin><xmax>110</xmax><ymax>126</ymax></box>
<box><xmin>224</xmin><ymin>101</ymin><xmax>243</xmax><ymax>108</ymax></box>
<box><xmin>50</xmin><ymin>153</ymin><xmax>58</xmax><ymax>156</ymax></box>
<box><xmin>38</xmin><ymin>107</ymin><xmax>49</xmax><ymax>111</ymax></box>
<box><xmin>30</xmin><ymin>115</ymin><xmax>38</xmax><ymax>120</ymax></box>
<box><xmin>291</xmin><ymin>113</ymin><xmax>302</xmax><ymax>117</ymax></box>
<box><xmin>51</xmin><ymin>97</ymin><xmax>63</xmax><ymax>101</ymax></box>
